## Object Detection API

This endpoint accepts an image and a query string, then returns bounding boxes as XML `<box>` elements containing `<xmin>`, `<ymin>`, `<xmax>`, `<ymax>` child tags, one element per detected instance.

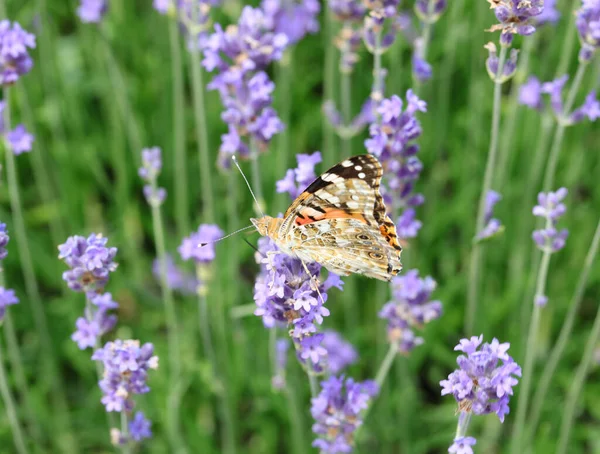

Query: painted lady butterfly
<box><xmin>251</xmin><ymin>154</ymin><xmax>402</xmax><ymax>281</ymax></box>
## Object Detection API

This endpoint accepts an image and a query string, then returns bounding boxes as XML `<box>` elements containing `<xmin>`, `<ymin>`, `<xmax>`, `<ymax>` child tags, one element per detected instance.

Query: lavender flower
<box><xmin>311</xmin><ymin>376</ymin><xmax>379</xmax><ymax>453</ymax></box>
<box><xmin>276</xmin><ymin>151</ymin><xmax>322</xmax><ymax>199</ymax></box>
<box><xmin>576</xmin><ymin>0</ymin><xmax>600</xmax><ymax>61</ymax></box>
<box><xmin>71</xmin><ymin>292</ymin><xmax>119</xmax><ymax>350</ymax></box>
<box><xmin>6</xmin><ymin>124</ymin><xmax>34</xmax><ymax>155</ymax></box>
<box><xmin>535</xmin><ymin>0</ymin><xmax>560</xmax><ymax>25</ymax></box>
<box><xmin>519</xmin><ymin>76</ymin><xmax>543</xmax><ymax>110</ymax></box>
<box><xmin>58</xmin><ymin>233</ymin><xmax>118</xmax><ymax>292</ymax></box>
<box><xmin>77</xmin><ymin>0</ymin><xmax>108</xmax><ymax>23</ymax></box>
<box><xmin>330</xmin><ymin>0</ymin><xmax>366</xmax><ymax>21</ymax></box>
<box><xmin>532</xmin><ymin>188</ymin><xmax>569</xmax><ymax>253</ymax></box>
<box><xmin>486</xmin><ymin>0</ymin><xmax>544</xmax><ymax>46</ymax></box>
<box><xmin>448</xmin><ymin>437</ymin><xmax>477</xmax><ymax>454</ymax></box>
<box><xmin>365</xmin><ymin>90</ymin><xmax>427</xmax><ymax>238</ymax></box>
<box><xmin>128</xmin><ymin>412</ymin><xmax>152</xmax><ymax>441</ymax></box>
<box><xmin>415</xmin><ymin>0</ymin><xmax>448</xmax><ymax>23</ymax></box>
<box><xmin>272</xmin><ymin>338</ymin><xmax>289</xmax><ymax>389</ymax></box>
<box><xmin>484</xmin><ymin>42</ymin><xmax>519</xmax><ymax>82</ymax></box>
<box><xmin>261</xmin><ymin>0</ymin><xmax>320</xmax><ymax>44</ymax></box>
<box><xmin>152</xmin><ymin>255</ymin><xmax>199</xmax><ymax>295</ymax></box>
<box><xmin>322</xmin><ymin>330</ymin><xmax>358</xmax><ymax>374</ymax></box>
<box><xmin>0</xmin><ymin>223</ymin><xmax>8</xmax><ymax>261</ymax></box>
<box><xmin>0</xmin><ymin>287</ymin><xmax>18</xmax><ymax>322</ymax></box>
<box><xmin>139</xmin><ymin>147</ymin><xmax>167</xmax><ymax>206</ymax></box>
<box><xmin>379</xmin><ymin>270</ymin><xmax>442</xmax><ymax>353</ymax></box>
<box><xmin>178</xmin><ymin>224</ymin><xmax>223</xmax><ymax>264</ymax></box>
<box><xmin>412</xmin><ymin>46</ymin><xmax>432</xmax><ymax>83</ymax></box>
<box><xmin>153</xmin><ymin>0</ymin><xmax>170</xmax><ymax>14</ymax></box>
<box><xmin>92</xmin><ymin>339</ymin><xmax>158</xmax><ymax>412</ymax></box>
<box><xmin>440</xmin><ymin>335</ymin><xmax>521</xmax><ymax>422</ymax></box>
<box><xmin>476</xmin><ymin>190</ymin><xmax>503</xmax><ymax>240</ymax></box>
<box><xmin>0</xmin><ymin>20</ymin><xmax>36</xmax><ymax>85</ymax></box>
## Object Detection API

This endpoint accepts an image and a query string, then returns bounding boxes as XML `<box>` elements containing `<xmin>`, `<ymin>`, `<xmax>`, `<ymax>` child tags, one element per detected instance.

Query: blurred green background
<box><xmin>0</xmin><ymin>0</ymin><xmax>599</xmax><ymax>453</ymax></box>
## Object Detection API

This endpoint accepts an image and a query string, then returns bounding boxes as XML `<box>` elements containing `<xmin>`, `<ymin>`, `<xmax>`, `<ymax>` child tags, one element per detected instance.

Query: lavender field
<box><xmin>0</xmin><ymin>0</ymin><xmax>599</xmax><ymax>453</ymax></box>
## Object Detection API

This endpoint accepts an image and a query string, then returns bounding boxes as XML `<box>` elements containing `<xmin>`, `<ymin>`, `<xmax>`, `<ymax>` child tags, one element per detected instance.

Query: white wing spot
<box><xmin>351</xmin><ymin>195</ymin><xmax>360</xmax><ymax>201</ymax></box>
<box><xmin>321</xmin><ymin>172</ymin><xmax>337</xmax><ymax>182</ymax></box>
<box><xmin>346</xmin><ymin>201</ymin><xmax>360</xmax><ymax>209</ymax></box>
<box><xmin>341</xmin><ymin>160</ymin><xmax>353</xmax><ymax>167</ymax></box>
<box><xmin>358</xmin><ymin>172</ymin><xmax>366</xmax><ymax>179</ymax></box>
<box><xmin>355</xmin><ymin>165</ymin><xmax>363</xmax><ymax>171</ymax></box>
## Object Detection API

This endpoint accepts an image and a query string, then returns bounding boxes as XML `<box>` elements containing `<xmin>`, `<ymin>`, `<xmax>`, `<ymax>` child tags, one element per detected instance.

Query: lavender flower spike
<box><xmin>449</xmin><ymin>437</ymin><xmax>477</xmax><ymax>454</ymax></box>
<box><xmin>0</xmin><ymin>223</ymin><xmax>9</xmax><ymax>261</ymax></box>
<box><xmin>0</xmin><ymin>20</ymin><xmax>36</xmax><ymax>85</ymax></box>
<box><xmin>139</xmin><ymin>147</ymin><xmax>167</xmax><ymax>206</ymax></box>
<box><xmin>0</xmin><ymin>287</ymin><xmax>19</xmax><ymax>323</ymax></box>
<box><xmin>486</xmin><ymin>0</ymin><xmax>544</xmax><ymax>46</ymax></box>
<box><xmin>6</xmin><ymin>124</ymin><xmax>34</xmax><ymax>155</ymax></box>
<box><xmin>476</xmin><ymin>190</ymin><xmax>503</xmax><ymax>240</ymax></box>
<box><xmin>77</xmin><ymin>0</ymin><xmax>108</xmax><ymax>23</ymax></box>
<box><xmin>576</xmin><ymin>0</ymin><xmax>600</xmax><ymax>61</ymax></box>
<box><xmin>532</xmin><ymin>188</ymin><xmax>569</xmax><ymax>253</ymax></box>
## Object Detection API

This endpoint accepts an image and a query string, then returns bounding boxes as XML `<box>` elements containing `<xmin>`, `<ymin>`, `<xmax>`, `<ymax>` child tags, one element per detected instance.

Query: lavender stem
<box><xmin>375</xmin><ymin>344</ymin><xmax>398</xmax><ymax>387</ymax></box>
<box><xmin>249</xmin><ymin>138</ymin><xmax>266</xmax><ymax>214</ymax></box>
<box><xmin>454</xmin><ymin>411</ymin><xmax>472</xmax><ymax>439</ymax></box>
<box><xmin>323</xmin><ymin>1</ymin><xmax>337</xmax><ymax>163</ymax></box>
<box><xmin>465</xmin><ymin>45</ymin><xmax>508</xmax><ymax>333</ymax></box>
<box><xmin>0</xmin><ymin>338</ymin><xmax>28</xmax><ymax>454</ymax></box>
<box><xmin>340</xmin><ymin>68</ymin><xmax>352</xmax><ymax>158</ymax></box>
<box><xmin>120</xmin><ymin>411</ymin><xmax>132</xmax><ymax>454</ymax></box>
<box><xmin>527</xmin><ymin>217</ymin><xmax>600</xmax><ymax>442</ymax></box>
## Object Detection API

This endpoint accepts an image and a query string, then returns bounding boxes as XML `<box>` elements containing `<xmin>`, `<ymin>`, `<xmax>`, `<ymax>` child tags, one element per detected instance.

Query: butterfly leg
<box><xmin>297</xmin><ymin>257</ymin><xmax>326</xmax><ymax>306</ymax></box>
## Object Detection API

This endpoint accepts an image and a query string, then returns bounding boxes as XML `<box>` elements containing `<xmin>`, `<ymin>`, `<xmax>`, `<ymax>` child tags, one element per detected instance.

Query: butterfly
<box><xmin>251</xmin><ymin>154</ymin><xmax>402</xmax><ymax>281</ymax></box>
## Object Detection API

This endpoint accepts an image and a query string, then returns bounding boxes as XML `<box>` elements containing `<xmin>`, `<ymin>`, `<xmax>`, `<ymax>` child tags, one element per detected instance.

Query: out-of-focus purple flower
<box><xmin>311</xmin><ymin>376</ymin><xmax>379</xmax><ymax>453</ymax></box>
<box><xmin>71</xmin><ymin>291</ymin><xmax>118</xmax><ymax>350</ymax></box>
<box><xmin>576</xmin><ymin>0</ymin><xmax>600</xmax><ymax>60</ymax></box>
<box><xmin>535</xmin><ymin>0</ymin><xmax>560</xmax><ymax>25</ymax></box>
<box><xmin>77</xmin><ymin>0</ymin><xmax>108</xmax><ymax>23</ymax></box>
<box><xmin>322</xmin><ymin>330</ymin><xmax>358</xmax><ymax>374</ymax></box>
<box><xmin>519</xmin><ymin>76</ymin><xmax>544</xmax><ymax>110</ymax></box>
<box><xmin>6</xmin><ymin>124</ymin><xmax>33</xmax><ymax>155</ymax></box>
<box><xmin>541</xmin><ymin>75</ymin><xmax>569</xmax><ymax>116</ymax></box>
<box><xmin>330</xmin><ymin>0</ymin><xmax>366</xmax><ymax>22</ymax></box>
<box><xmin>440</xmin><ymin>335</ymin><xmax>521</xmax><ymax>423</ymax></box>
<box><xmin>261</xmin><ymin>0</ymin><xmax>320</xmax><ymax>45</ymax></box>
<box><xmin>363</xmin><ymin>0</ymin><xmax>400</xmax><ymax>20</ymax></box>
<box><xmin>484</xmin><ymin>42</ymin><xmax>519</xmax><ymax>82</ymax></box>
<box><xmin>365</xmin><ymin>91</ymin><xmax>427</xmax><ymax>238</ymax></box>
<box><xmin>395</xmin><ymin>208</ymin><xmax>422</xmax><ymax>239</ymax></box>
<box><xmin>92</xmin><ymin>339</ymin><xmax>158</xmax><ymax>412</ymax></box>
<box><xmin>0</xmin><ymin>21</ymin><xmax>36</xmax><ymax>85</ymax></box>
<box><xmin>139</xmin><ymin>147</ymin><xmax>167</xmax><ymax>206</ymax></box>
<box><xmin>379</xmin><ymin>270</ymin><xmax>442</xmax><ymax>353</ymax></box>
<box><xmin>153</xmin><ymin>0</ymin><xmax>170</xmax><ymax>14</ymax></box>
<box><xmin>487</xmin><ymin>0</ymin><xmax>543</xmax><ymax>46</ymax></box>
<box><xmin>448</xmin><ymin>437</ymin><xmax>477</xmax><ymax>454</ymax></box>
<box><xmin>534</xmin><ymin>295</ymin><xmax>548</xmax><ymax>307</ymax></box>
<box><xmin>571</xmin><ymin>91</ymin><xmax>600</xmax><ymax>122</ymax></box>
<box><xmin>272</xmin><ymin>338</ymin><xmax>289</xmax><ymax>389</ymax></box>
<box><xmin>152</xmin><ymin>255</ymin><xmax>199</xmax><ymax>295</ymax></box>
<box><xmin>0</xmin><ymin>287</ymin><xmax>18</xmax><ymax>322</ymax></box>
<box><xmin>415</xmin><ymin>0</ymin><xmax>448</xmax><ymax>23</ymax></box>
<box><xmin>179</xmin><ymin>224</ymin><xmax>224</xmax><ymax>264</ymax></box>
<box><xmin>532</xmin><ymin>188</ymin><xmax>569</xmax><ymax>253</ymax></box>
<box><xmin>276</xmin><ymin>152</ymin><xmax>322</xmax><ymax>199</ymax></box>
<box><xmin>335</xmin><ymin>23</ymin><xmax>363</xmax><ymax>73</ymax></box>
<box><xmin>129</xmin><ymin>412</ymin><xmax>152</xmax><ymax>441</ymax></box>
<box><xmin>412</xmin><ymin>53</ymin><xmax>432</xmax><ymax>83</ymax></box>
<box><xmin>0</xmin><ymin>223</ymin><xmax>9</xmax><ymax>261</ymax></box>
<box><xmin>58</xmin><ymin>234</ymin><xmax>118</xmax><ymax>292</ymax></box>
<box><xmin>476</xmin><ymin>190</ymin><xmax>503</xmax><ymax>240</ymax></box>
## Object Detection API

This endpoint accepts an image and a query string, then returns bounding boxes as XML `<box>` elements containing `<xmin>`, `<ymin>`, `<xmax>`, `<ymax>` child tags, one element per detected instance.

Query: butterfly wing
<box><xmin>280</xmin><ymin>154</ymin><xmax>402</xmax><ymax>280</ymax></box>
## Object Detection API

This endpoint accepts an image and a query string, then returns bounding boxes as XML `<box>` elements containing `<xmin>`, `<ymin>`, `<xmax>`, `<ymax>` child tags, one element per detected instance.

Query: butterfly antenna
<box><xmin>198</xmin><ymin>225</ymin><xmax>255</xmax><ymax>247</ymax></box>
<box><xmin>232</xmin><ymin>155</ymin><xmax>266</xmax><ymax>218</ymax></box>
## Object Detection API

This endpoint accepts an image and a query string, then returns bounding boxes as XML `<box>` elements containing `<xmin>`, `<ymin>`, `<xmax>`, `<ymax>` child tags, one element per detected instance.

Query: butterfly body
<box><xmin>252</xmin><ymin>155</ymin><xmax>402</xmax><ymax>282</ymax></box>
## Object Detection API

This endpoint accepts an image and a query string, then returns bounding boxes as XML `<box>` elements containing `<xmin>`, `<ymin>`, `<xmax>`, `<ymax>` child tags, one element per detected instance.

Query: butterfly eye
<box><xmin>357</xmin><ymin>234</ymin><xmax>370</xmax><ymax>240</ymax></box>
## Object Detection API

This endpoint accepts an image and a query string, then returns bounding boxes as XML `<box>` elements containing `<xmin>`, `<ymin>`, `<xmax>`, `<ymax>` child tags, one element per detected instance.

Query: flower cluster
<box><xmin>272</xmin><ymin>338</ymin><xmax>289</xmax><ymax>389</ymax></box>
<box><xmin>253</xmin><ymin>236</ymin><xmax>344</xmax><ymax>371</ymax></box>
<box><xmin>322</xmin><ymin>330</ymin><xmax>358</xmax><ymax>374</ymax></box>
<box><xmin>179</xmin><ymin>224</ymin><xmax>223</xmax><ymax>264</ymax></box>
<box><xmin>71</xmin><ymin>292</ymin><xmax>119</xmax><ymax>350</ymax></box>
<box><xmin>311</xmin><ymin>375</ymin><xmax>379</xmax><ymax>453</ymax></box>
<box><xmin>152</xmin><ymin>255</ymin><xmax>198</xmax><ymax>295</ymax></box>
<box><xmin>0</xmin><ymin>287</ymin><xmax>18</xmax><ymax>323</ymax></box>
<box><xmin>476</xmin><ymin>190</ymin><xmax>503</xmax><ymax>240</ymax></box>
<box><xmin>365</xmin><ymin>90</ymin><xmax>427</xmax><ymax>239</ymax></box>
<box><xmin>111</xmin><ymin>411</ymin><xmax>153</xmax><ymax>445</ymax></box>
<box><xmin>576</xmin><ymin>0</ymin><xmax>600</xmax><ymax>61</ymax></box>
<box><xmin>379</xmin><ymin>270</ymin><xmax>442</xmax><ymax>353</ymax></box>
<box><xmin>0</xmin><ymin>102</ymin><xmax>34</xmax><ymax>155</ymax></box>
<box><xmin>261</xmin><ymin>0</ymin><xmax>320</xmax><ymax>45</ymax></box>
<box><xmin>484</xmin><ymin>42</ymin><xmax>519</xmax><ymax>82</ymax></box>
<box><xmin>77</xmin><ymin>0</ymin><xmax>108</xmax><ymax>23</ymax></box>
<box><xmin>0</xmin><ymin>223</ymin><xmax>8</xmax><ymax>261</ymax></box>
<box><xmin>329</xmin><ymin>0</ymin><xmax>366</xmax><ymax>73</ymax></box>
<box><xmin>139</xmin><ymin>147</ymin><xmax>167</xmax><ymax>206</ymax></box>
<box><xmin>449</xmin><ymin>436</ymin><xmax>477</xmax><ymax>454</ymax></box>
<box><xmin>532</xmin><ymin>188</ymin><xmax>569</xmax><ymax>253</ymax></box>
<box><xmin>486</xmin><ymin>0</ymin><xmax>544</xmax><ymax>46</ymax></box>
<box><xmin>93</xmin><ymin>339</ymin><xmax>159</xmax><ymax>412</ymax></box>
<box><xmin>535</xmin><ymin>0</ymin><xmax>560</xmax><ymax>26</ymax></box>
<box><xmin>519</xmin><ymin>75</ymin><xmax>600</xmax><ymax>124</ymax></box>
<box><xmin>440</xmin><ymin>335</ymin><xmax>521</xmax><ymax>423</ymax></box>
<box><xmin>276</xmin><ymin>151</ymin><xmax>322</xmax><ymax>199</ymax></box>
<box><xmin>0</xmin><ymin>20</ymin><xmax>36</xmax><ymax>85</ymax></box>
<box><xmin>411</xmin><ymin>0</ymin><xmax>448</xmax><ymax>82</ymax></box>
<box><xmin>58</xmin><ymin>233</ymin><xmax>118</xmax><ymax>292</ymax></box>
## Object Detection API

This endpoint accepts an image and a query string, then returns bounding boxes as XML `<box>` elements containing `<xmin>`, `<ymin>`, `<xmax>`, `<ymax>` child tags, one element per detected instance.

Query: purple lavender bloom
<box><xmin>379</xmin><ymin>270</ymin><xmax>442</xmax><ymax>353</ymax></box>
<box><xmin>0</xmin><ymin>223</ymin><xmax>8</xmax><ymax>261</ymax></box>
<box><xmin>0</xmin><ymin>287</ymin><xmax>18</xmax><ymax>322</ymax></box>
<box><xmin>484</xmin><ymin>43</ymin><xmax>519</xmax><ymax>81</ymax></box>
<box><xmin>363</xmin><ymin>0</ymin><xmax>400</xmax><ymax>19</ymax></box>
<box><xmin>276</xmin><ymin>152</ymin><xmax>322</xmax><ymax>199</ymax></box>
<box><xmin>77</xmin><ymin>0</ymin><xmax>108</xmax><ymax>23</ymax></box>
<box><xmin>330</xmin><ymin>0</ymin><xmax>366</xmax><ymax>22</ymax></box>
<box><xmin>58</xmin><ymin>234</ymin><xmax>118</xmax><ymax>292</ymax></box>
<box><xmin>178</xmin><ymin>224</ymin><xmax>224</xmax><ymax>264</ymax></box>
<box><xmin>476</xmin><ymin>190</ymin><xmax>503</xmax><ymax>240</ymax></box>
<box><xmin>440</xmin><ymin>335</ymin><xmax>521</xmax><ymax>423</ymax></box>
<box><xmin>272</xmin><ymin>338</ymin><xmax>289</xmax><ymax>389</ymax></box>
<box><xmin>532</xmin><ymin>188</ymin><xmax>569</xmax><ymax>253</ymax></box>
<box><xmin>129</xmin><ymin>412</ymin><xmax>152</xmax><ymax>441</ymax></box>
<box><xmin>153</xmin><ymin>0</ymin><xmax>170</xmax><ymax>14</ymax></box>
<box><xmin>415</xmin><ymin>0</ymin><xmax>447</xmax><ymax>22</ymax></box>
<box><xmin>519</xmin><ymin>76</ymin><xmax>544</xmax><ymax>110</ymax></box>
<box><xmin>448</xmin><ymin>437</ymin><xmax>477</xmax><ymax>454</ymax></box>
<box><xmin>365</xmin><ymin>91</ymin><xmax>427</xmax><ymax>236</ymax></box>
<box><xmin>570</xmin><ymin>91</ymin><xmax>600</xmax><ymax>122</ymax></box>
<box><xmin>576</xmin><ymin>0</ymin><xmax>600</xmax><ymax>60</ymax></box>
<box><xmin>395</xmin><ymin>208</ymin><xmax>422</xmax><ymax>239</ymax></box>
<box><xmin>6</xmin><ymin>124</ymin><xmax>33</xmax><ymax>155</ymax></box>
<box><xmin>139</xmin><ymin>147</ymin><xmax>167</xmax><ymax>206</ymax></box>
<box><xmin>152</xmin><ymin>255</ymin><xmax>199</xmax><ymax>295</ymax></box>
<box><xmin>487</xmin><ymin>0</ymin><xmax>544</xmax><ymax>46</ymax></box>
<box><xmin>534</xmin><ymin>0</ymin><xmax>560</xmax><ymax>25</ymax></box>
<box><xmin>412</xmin><ymin>54</ymin><xmax>432</xmax><ymax>83</ymax></box>
<box><xmin>261</xmin><ymin>0</ymin><xmax>320</xmax><ymax>44</ymax></box>
<box><xmin>534</xmin><ymin>295</ymin><xmax>548</xmax><ymax>307</ymax></box>
<box><xmin>71</xmin><ymin>292</ymin><xmax>118</xmax><ymax>350</ymax></box>
<box><xmin>322</xmin><ymin>330</ymin><xmax>358</xmax><ymax>374</ymax></box>
<box><xmin>92</xmin><ymin>339</ymin><xmax>158</xmax><ymax>412</ymax></box>
<box><xmin>0</xmin><ymin>21</ymin><xmax>36</xmax><ymax>85</ymax></box>
<box><xmin>311</xmin><ymin>376</ymin><xmax>379</xmax><ymax>453</ymax></box>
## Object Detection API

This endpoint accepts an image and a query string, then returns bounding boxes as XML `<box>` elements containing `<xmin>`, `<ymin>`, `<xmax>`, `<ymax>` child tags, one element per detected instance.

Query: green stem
<box><xmin>0</xmin><ymin>338</ymin><xmax>28</xmax><ymax>454</ymax></box>
<box><xmin>169</xmin><ymin>14</ymin><xmax>190</xmax><ymax>236</ymax></box>
<box><xmin>230</xmin><ymin>303</ymin><xmax>257</xmax><ymax>319</ymax></box>
<box><xmin>340</xmin><ymin>69</ymin><xmax>352</xmax><ymax>159</ymax></box>
<box><xmin>465</xmin><ymin>46</ymin><xmax>508</xmax><ymax>334</ymax></box>
<box><xmin>372</xmin><ymin>31</ymin><xmax>384</xmax><ymax>113</ymax></box>
<box><xmin>555</xmin><ymin>7</ymin><xmax>578</xmax><ymax>79</ymax></box>
<box><xmin>284</xmin><ymin>382</ymin><xmax>307</xmax><ymax>454</ymax></box>
<box><xmin>308</xmin><ymin>368</ymin><xmax>319</xmax><ymax>398</ymax></box>
<box><xmin>556</xmin><ymin>296</ymin><xmax>600</xmax><ymax>454</ymax></box>
<box><xmin>375</xmin><ymin>344</ymin><xmax>398</xmax><ymax>387</ymax></box>
<box><xmin>323</xmin><ymin>1</ymin><xmax>337</xmax><ymax>164</ymax></box>
<box><xmin>455</xmin><ymin>412</ymin><xmax>472</xmax><ymax>439</ymax></box>
<box><xmin>120</xmin><ymin>411</ymin><xmax>132</xmax><ymax>454</ymax></box>
<box><xmin>527</xmin><ymin>217</ymin><xmax>600</xmax><ymax>442</ymax></box>
<box><xmin>249</xmin><ymin>138</ymin><xmax>265</xmax><ymax>214</ymax></box>
<box><xmin>542</xmin><ymin>59</ymin><xmax>588</xmax><ymax>193</ymax></box>
<box><xmin>275</xmin><ymin>52</ymin><xmax>292</xmax><ymax>211</ymax></box>
<box><xmin>189</xmin><ymin>33</ymin><xmax>215</xmax><ymax>222</ymax></box>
